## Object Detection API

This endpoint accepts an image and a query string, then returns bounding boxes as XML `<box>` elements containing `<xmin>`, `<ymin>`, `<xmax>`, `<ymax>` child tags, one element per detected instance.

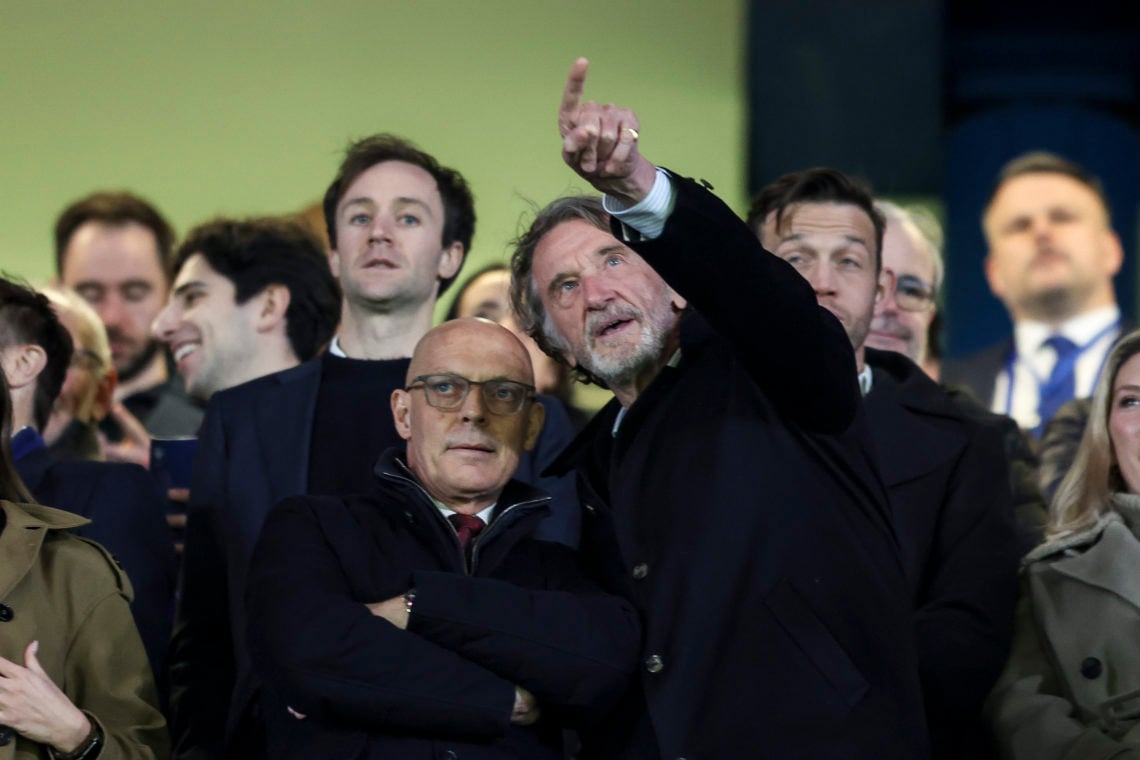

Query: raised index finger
<box><xmin>559</xmin><ymin>57</ymin><xmax>590</xmax><ymax>123</ymax></box>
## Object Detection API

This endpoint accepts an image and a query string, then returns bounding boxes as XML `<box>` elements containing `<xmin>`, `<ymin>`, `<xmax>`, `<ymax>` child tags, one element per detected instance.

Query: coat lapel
<box><xmin>864</xmin><ymin>363</ymin><xmax>965</xmax><ymax>487</ymax></box>
<box><xmin>254</xmin><ymin>357</ymin><xmax>323</xmax><ymax>504</ymax></box>
<box><xmin>1051</xmin><ymin>520</ymin><xmax>1140</xmax><ymax>613</ymax></box>
<box><xmin>0</xmin><ymin>501</ymin><xmax>87</xmax><ymax>599</ymax></box>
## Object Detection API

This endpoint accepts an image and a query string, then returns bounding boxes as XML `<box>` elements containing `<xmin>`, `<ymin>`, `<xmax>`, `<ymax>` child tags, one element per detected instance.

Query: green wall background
<box><xmin>0</xmin><ymin>1</ymin><xmax>747</xmax><ymax>322</ymax></box>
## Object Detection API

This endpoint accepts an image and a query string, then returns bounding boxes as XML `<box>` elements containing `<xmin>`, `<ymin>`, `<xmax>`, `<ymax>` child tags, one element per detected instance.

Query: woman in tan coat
<box><xmin>988</xmin><ymin>329</ymin><xmax>1140</xmax><ymax>759</ymax></box>
<box><xmin>0</xmin><ymin>370</ymin><xmax>167</xmax><ymax>759</ymax></box>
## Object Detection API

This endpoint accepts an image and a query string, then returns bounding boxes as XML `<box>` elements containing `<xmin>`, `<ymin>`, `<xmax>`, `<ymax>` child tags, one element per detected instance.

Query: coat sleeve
<box><xmin>407</xmin><ymin>542</ymin><xmax>641</xmax><ymax>723</ymax></box>
<box><xmin>985</xmin><ymin>576</ymin><xmax>1140</xmax><ymax>760</ymax></box>
<box><xmin>246</xmin><ymin>498</ymin><xmax>518</xmax><ymax>740</ymax></box>
<box><xmin>622</xmin><ymin>173</ymin><xmax>862</xmax><ymax>434</ymax></box>
<box><xmin>914</xmin><ymin>422</ymin><xmax>1021</xmax><ymax>755</ymax></box>
<box><xmin>67</xmin><ymin>550</ymin><xmax>170</xmax><ymax>760</ymax></box>
<box><xmin>167</xmin><ymin>399</ymin><xmax>234</xmax><ymax>760</ymax></box>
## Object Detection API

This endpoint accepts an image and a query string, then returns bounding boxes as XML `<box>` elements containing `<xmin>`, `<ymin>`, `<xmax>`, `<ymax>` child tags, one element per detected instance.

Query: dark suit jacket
<box><xmin>865</xmin><ymin>348</ymin><xmax>1020</xmax><ymax>759</ymax></box>
<box><xmin>941</xmin><ymin>340</ymin><xmax>1009</xmax><ymax>410</ymax></box>
<box><xmin>246</xmin><ymin>449</ymin><xmax>639</xmax><ymax>759</ymax></box>
<box><xmin>943</xmin><ymin>321</ymin><xmax>1133</xmax><ymax>424</ymax></box>
<box><xmin>169</xmin><ymin>356</ymin><xmax>581</xmax><ymax>759</ymax></box>
<box><xmin>551</xmin><ymin>175</ymin><xmax>928</xmax><ymax>759</ymax></box>
<box><xmin>15</xmin><ymin>445</ymin><xmax>176</xmax><ymax>692</ymax></box>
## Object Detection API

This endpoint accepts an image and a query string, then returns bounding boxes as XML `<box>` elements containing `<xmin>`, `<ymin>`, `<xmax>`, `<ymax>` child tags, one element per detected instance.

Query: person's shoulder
<box><xmin>1023</xmin><ymin>512</ymin><xmax>1120</xmax><ymax>567</ymax></box>
<box><xmin>33</xmin><ymin>518</ymin><xmax>135</xmax><ymax>602</ymax></box>
<box><xmin>214</xmin><ymin>356</ymin><xmax>325</xmax><ymax>403</ymax></box>
<box><xmin>942</xmin><ymin>340</ymin><xmax>1011</xmax><ymax>383</ymax></box>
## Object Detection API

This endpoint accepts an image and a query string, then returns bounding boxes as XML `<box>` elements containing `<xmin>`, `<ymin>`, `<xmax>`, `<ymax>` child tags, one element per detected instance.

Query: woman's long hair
<box><xmin>1048</xmin><ymin>329</ymin><xmax>1140</xmax><ymax>540</ymax></box>
<box><xmin>0</xmin><ymin>370</ymin><xmax>34</xmax><ymax>503</ymax></box>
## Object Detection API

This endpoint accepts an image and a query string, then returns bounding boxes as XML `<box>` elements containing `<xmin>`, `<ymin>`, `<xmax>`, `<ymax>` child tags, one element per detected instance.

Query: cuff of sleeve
<box><xmin>603</xmin><ymin>167</ymin><xmax>675</xmax><ymax>241</ymax></box>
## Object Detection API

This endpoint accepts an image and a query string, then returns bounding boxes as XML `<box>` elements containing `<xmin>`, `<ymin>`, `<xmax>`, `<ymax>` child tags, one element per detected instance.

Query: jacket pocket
<box><xmin>763</xmin><ymin>579</ymin><xmax>869</xmax><ymax>708</ymax></box>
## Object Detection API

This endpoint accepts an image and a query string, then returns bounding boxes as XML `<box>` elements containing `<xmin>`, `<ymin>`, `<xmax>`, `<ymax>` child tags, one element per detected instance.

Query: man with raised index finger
<box><xmin>508</xmin><ymin>58</ymin><xmax>928</xmax><ymax>759</ymax></box>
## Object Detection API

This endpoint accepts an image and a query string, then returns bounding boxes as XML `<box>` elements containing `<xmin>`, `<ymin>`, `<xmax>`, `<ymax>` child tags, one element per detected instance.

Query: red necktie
<box><xmin>448</xmin><ymin>513</ymin><xmax>486</xmax><ymax>557</ymax></box>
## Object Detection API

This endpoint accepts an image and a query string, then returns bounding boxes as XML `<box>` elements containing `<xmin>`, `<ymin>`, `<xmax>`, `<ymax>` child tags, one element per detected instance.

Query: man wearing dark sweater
<box><xmin>169</xmin><ymin>135</ymin><xmax>580</xmax><ymax>760</ymax></box>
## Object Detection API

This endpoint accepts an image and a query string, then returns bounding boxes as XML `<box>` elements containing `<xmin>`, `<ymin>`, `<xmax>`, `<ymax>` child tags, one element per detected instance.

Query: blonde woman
<box><xmin>988</xmin><ymin>329</ymin><xmax>1140</xmax><ymax>758</ymax></box>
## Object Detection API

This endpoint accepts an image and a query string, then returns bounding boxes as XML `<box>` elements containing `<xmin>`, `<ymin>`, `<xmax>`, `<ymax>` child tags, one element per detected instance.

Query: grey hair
<box><xmin>509</xmin><ymin>195</ymin><xmax>612</xmax><ymax>387</ymax></box>
<box><xmin>874</xmin><ymin>200</ymin><xmax>945</xmax><ymax>296</ymax></box>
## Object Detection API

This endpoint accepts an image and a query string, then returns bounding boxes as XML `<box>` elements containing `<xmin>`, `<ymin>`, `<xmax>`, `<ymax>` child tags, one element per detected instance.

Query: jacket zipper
<box><xmin>381</xmin><ymin>469</ymin><xmax>547</xmax><ymax>575</ymax></box>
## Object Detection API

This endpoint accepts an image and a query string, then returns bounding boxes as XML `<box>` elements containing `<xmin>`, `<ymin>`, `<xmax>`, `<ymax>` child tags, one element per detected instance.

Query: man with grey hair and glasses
<box><xmin>866</xmin><ymin>201</ymin><xmax>943</xmax><ymax>378</ymax></box>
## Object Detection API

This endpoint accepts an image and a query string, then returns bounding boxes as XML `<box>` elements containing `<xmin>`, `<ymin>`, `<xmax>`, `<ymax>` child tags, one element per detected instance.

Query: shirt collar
<box><xmin>612</xmin><ymin>347</ymin><xmax>683</xmax><ymax>436</ymax></box>
<box><xmin>857</xmin><ymin>364</ymin><xmax>874</xmax><ymax>397</ymax></box>
<box><xmin>10</xmin><ymin>426</ymin><xmax>45</xmax><ymax>463</ymax></box>
<box><xmin>1014</xmin><ymin>304</ymin><xmax>1121</xmax><ymax>357</ymax></box>
<box><xmin>434</xmin><ymin>497</ymin><xmax>496</xmax><ymax>526</ymax></box>
<box><xmin>328</xmin><ymin>335</ymin><xmax>347</xmax><ymax>358</ymax></box>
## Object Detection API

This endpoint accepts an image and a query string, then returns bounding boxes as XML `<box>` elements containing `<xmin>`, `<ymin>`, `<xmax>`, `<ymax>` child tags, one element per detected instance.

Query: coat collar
<box><xmin>0</xmin><ymin>500</ymin><xmax>89</xmax><ymax>600</ymax></box>
<box><xmin>252</xmin><ymin>355</ymin><xmax>324</xmax><ymax>500</ymax></box>
<box><xmin>1026</xmin><ymin>494</ymin><xmax>1140</xmax><ymax>611</ymax></box>
<box><xmin>863</xmin><ymin>349</ymin><xmax>967</xmax><ymax>486</ymax></box>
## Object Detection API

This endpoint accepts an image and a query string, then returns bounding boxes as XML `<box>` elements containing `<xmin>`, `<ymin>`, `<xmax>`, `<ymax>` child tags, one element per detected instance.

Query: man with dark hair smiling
<box><xmin>152</xmin><ymin>216</ymin><xmax>341</xmax><ymax>402</ymax></box>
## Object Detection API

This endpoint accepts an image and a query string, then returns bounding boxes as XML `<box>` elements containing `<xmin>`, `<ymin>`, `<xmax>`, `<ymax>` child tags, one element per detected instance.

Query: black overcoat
<box><xmin>246</xmin><ymin>448</ymin><xmax>641</xmax><ymax>759</ymax></box>
<box><xmin>551</xmin><ymin>175</ymin><xmax>930</xmax><ymax>759</ymax></box>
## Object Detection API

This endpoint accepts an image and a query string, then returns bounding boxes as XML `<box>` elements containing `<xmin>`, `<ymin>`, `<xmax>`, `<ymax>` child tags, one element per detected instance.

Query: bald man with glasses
<box><xmin>246</xmin><ymin>318</ymin><xmax>639</xmax><ymax>760</ymax></box>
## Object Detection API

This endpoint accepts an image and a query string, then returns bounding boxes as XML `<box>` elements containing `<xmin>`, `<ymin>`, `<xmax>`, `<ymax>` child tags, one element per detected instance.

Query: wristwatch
<box><xmin>403</xmin><ymin>589</ymin><xmax>417</xmax><ymax>618</ymax></box>
<box><xmin>48</xmin><ymin>717</ymin><xmax>103</xmax><ymax>760</ymax></box>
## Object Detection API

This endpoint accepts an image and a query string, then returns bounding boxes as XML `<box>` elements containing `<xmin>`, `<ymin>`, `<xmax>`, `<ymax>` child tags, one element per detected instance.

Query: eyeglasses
<box><xmin>406</xmin><ymin>373</ymin><xmax>535</xmax><ymax>415</ymax></box>
<box><xmin>894</xmin><ymin>274</ymin><xmax>936</xmax><ymax>312</ymax></box>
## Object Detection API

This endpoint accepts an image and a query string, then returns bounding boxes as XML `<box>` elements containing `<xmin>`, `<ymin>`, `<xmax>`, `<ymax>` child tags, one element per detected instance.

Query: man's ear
<box><xmin>1</xmin><ymin>344</ymin><xmax>48</xmax><ymax>390</ymax></box>
<box><xmin>391</xmin><ymin>389</ymin><xmax>413</xmax><ymax>442</ymax></box>
<box><xmin>255</xmin><ymin>284</ymin><xmax>291</xmax><ymax>333</ymax></box>
<box><xmin>983</xmin><ymin>252</ymin><xmax>1005</xmax><ymax>300</ymax></box>
<box><xmin>438</xmin><ymin>242</ymin><xmax>464</xmax><ymax>283</ymax></box>
<box><xmin>522</xmin><ymin>400</ymin><xmax>546</xmax><ymax>452</ymax></box>
<box><xmin>668</xmin><ymin>287</ymin><xmax>687</xmax><ymax>313</ymax></box>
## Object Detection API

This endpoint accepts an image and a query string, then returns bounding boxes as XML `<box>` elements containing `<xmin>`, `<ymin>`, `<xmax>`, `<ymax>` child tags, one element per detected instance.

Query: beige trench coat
<box><xmin>987</xmin><ymin>493</ymin><xmax>1140</xmax><ymax>760</ymax></box>
<box><xmin>0</xmin><ymin>500</ymin><xmax>168</xmax><ymax>759</ymax></box>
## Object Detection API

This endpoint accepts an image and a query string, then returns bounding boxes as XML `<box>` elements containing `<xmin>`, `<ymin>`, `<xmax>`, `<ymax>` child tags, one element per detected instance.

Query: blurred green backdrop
<box><xmin>0</xmin><ymin>0</ymin><xmax>747</xmax><ymax>327</ymax></box>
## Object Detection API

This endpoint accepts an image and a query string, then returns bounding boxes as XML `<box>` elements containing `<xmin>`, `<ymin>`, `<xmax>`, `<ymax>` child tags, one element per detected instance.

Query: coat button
<box><xmin>632</xmin><ymin>563</ymin><xmax>649</xmax><ymax>580</ymax></box>
<box><xmin>0</xmin><ymin>726</ymin><xmax>12</xmax><ymax>746</ymax></box>
<box><xmin>0</xmin><ymin>603</ymin><xmax>12</xmax><ymax>622</ymax></box>
<box><xmin>440</xmin><ymin>750</ymin><xmax>458</xmax><ymax>759</ymax></box>
<box><xmin>645</xmin><ymin>654</ymin><xmax>664</xmax><ymax>673</ymax></box>
<box><xmin>1081</xmin><ymin>657</ymin><xmax>1103</xmax><ymax>679</ymax></box>
<box><xmin>403</xmin><ymin>511</ymin><xmax>416</xmax><ymax>524</ymax></box>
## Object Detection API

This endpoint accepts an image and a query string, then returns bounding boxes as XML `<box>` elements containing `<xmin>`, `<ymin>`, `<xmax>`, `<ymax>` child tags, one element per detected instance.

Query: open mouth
<box><xmin>596</xmin><ymin>318</ymin><xmax>633</xmax><ymax>338</ymax></box>
<box><xmin>173</xmin><ymin>343</ymin><xmax>200</xmax><ymax>362</ymax></box>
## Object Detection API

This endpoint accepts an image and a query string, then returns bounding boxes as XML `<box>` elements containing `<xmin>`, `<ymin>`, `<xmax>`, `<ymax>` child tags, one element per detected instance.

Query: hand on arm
<box><xmin>558</xmin><ymin>57</ymin><xmax>657</xmax><ymax>205</ymax></box>
<box><xmin>97</xmin><ymin>402</ymin><xmax>151</xmax><ymax>468</ymax></box>
<box><xmin>365</xmin><ymin>594</ymin><xmax>543</xmax><ymax>726</ymax></box>
<box><xmin>0</xmin><ymin>642</ymin><xmax>91</xmax><ymax>753</ymax></box>
<box><xmin>365</xmin><ymin>594</ymin><xmax>410</xmax><ymax>630</ymax></box>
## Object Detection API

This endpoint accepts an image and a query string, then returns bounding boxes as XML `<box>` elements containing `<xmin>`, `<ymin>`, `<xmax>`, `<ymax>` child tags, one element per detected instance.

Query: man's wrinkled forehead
<box><xmin>762</xmin><ymin>202</ymin><xmax>876</xmax><ymax>249</ymax></box>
